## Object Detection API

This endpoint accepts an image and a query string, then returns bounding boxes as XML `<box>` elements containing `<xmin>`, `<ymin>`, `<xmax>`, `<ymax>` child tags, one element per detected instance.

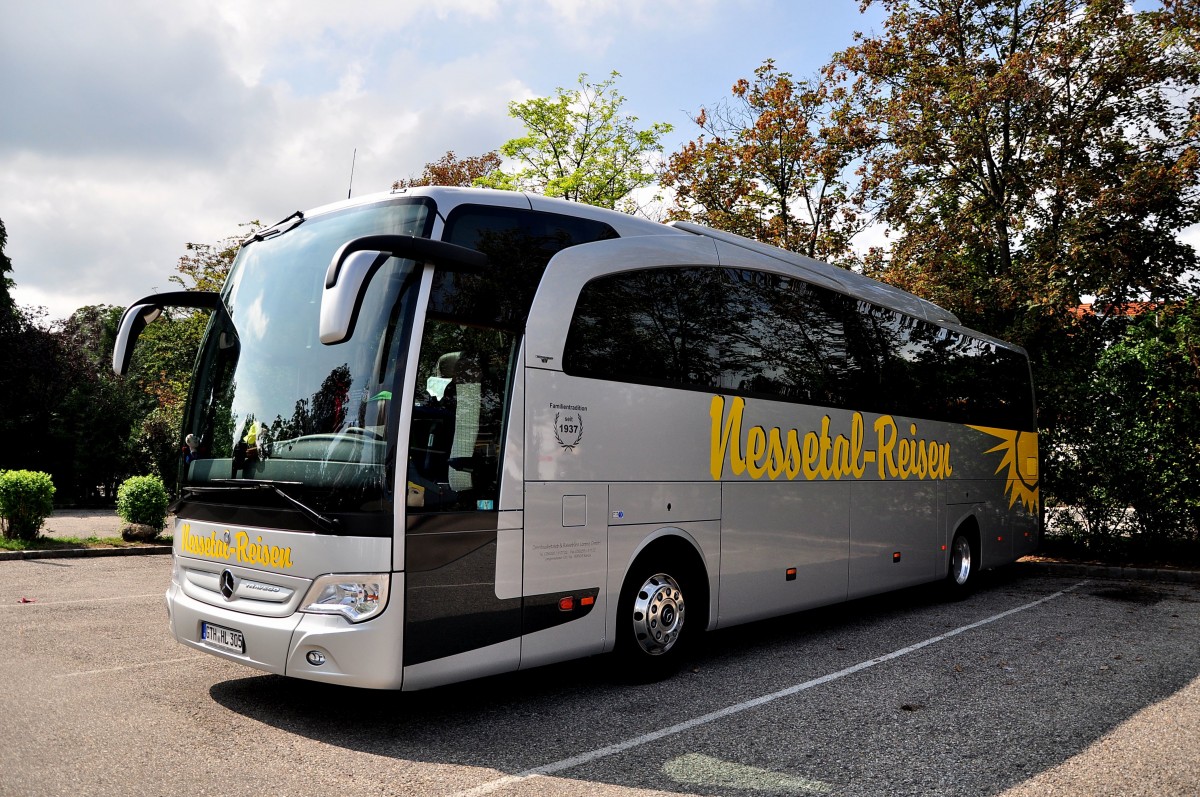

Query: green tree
<box><xmin>169</xmin><ymin>222</ymin><xmax>258</xmax><ymax>293</ymax></box>
<box><xmin>393</xmin><ymin>150</ymin><xmax>502</xmax><ymax>189</ymax></box>
<box><xmin>0</xmin><ymin>305</ymin><xmax>60</xmax><ymax>476</ymax></box>
<box><xmin>663</xmin><ymin>59</ymin><xmax>870</xmax><ymax>262</ymax></box>
<box><xmin>828</xmin><ymin>0</ymin><xmax>1200</xmax><ymax>538</ymax></box>
<box><xmin>477</xmin><ymin>72</ymin><xmax>673</xmax><ymax>211</ymax></box>
<box><xmin>49</xmin><ymin>305</ymin><xmax>145</xmax><ymax>501</ymax></box>
<box><xmin>131</xmin><ymin>222</ymin><xmax>257</xmax><ymax>490</ymax></box>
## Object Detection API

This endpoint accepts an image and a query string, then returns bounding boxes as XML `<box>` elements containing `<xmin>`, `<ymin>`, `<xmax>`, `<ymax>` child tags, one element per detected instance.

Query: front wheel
<box><xmin>616</xmin><ymin>565</ymin><xmax>693</xmax><ymax>679</ymax></box>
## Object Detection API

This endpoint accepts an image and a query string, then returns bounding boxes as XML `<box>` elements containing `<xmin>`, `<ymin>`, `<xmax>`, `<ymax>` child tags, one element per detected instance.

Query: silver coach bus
<box><xmin>113</xmin><ymin>187</ymin><xmax>1040</xmax><ymax>690</ymax></box>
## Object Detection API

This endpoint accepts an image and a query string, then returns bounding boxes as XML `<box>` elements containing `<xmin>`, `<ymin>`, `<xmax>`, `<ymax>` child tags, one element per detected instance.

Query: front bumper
<box><xmin>166</xmin><ymin>569</ymin><xmax>407</xmax><ymax>690</ymax></box>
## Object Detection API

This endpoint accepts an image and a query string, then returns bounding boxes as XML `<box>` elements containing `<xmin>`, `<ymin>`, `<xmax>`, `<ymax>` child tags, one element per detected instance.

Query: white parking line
<box><xmin>453</xmin><ymin>581</ymin><xmax>1089</xmax><ymax>797</ymax></box>
<box><xmin>2</xmin><ymin>593</ymin><xmax>163</xmax><ymax>608</ymax></box>
<box><xmin>53</xmin><ymin>656</ymin><xmax>201</xmax><ymax>679</ymax></box>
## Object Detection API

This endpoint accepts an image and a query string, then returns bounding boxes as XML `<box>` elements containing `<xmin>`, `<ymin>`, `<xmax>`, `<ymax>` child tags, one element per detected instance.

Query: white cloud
<box><xmin>1</xmin><ymin>0</ymin><xmax>886</xmax><ymax>322</ymax></box>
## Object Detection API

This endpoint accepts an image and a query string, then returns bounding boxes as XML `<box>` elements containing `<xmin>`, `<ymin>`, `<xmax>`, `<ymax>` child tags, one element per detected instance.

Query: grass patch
<box><xmin>0</xmin><ymin>535</ymin><xmax>172</xmax><ymax>552</ymax></box>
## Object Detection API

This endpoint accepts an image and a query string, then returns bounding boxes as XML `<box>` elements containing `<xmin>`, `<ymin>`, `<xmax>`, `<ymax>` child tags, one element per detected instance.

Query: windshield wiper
<box><xmin>244</xmin><ymin>210</ymin><xmax>305</xmax><ymax>245</ymax></box>
<box><xmin>182</xmin><ymin>479</ymin><xmax>341</xmax><ymax>533</ymax></box>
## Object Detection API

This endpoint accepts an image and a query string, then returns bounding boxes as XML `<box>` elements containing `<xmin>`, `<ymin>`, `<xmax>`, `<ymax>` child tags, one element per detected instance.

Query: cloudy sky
<box><xmin>3</xmin><ymin>1</ymin><xmax>883</xmax><ymax>321</ymax></box>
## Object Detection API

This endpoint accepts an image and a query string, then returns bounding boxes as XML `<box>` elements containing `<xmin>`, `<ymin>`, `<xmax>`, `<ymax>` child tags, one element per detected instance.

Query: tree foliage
<box><xmin>0</xmin><ymin>218</ymin><xmax>14</xmax><ymax>321</ymax></box>
<box><xmin>393</xmin><ymin>150</ymin><xmax>503</xmax><ymax>189</ymax></box>
<box><xmin>477</xmin><ymin>72</ymin><xmax>673</xmax><ymax>210</ymax></box>
<box><xmin>663</xmin><ymin>59</ymin><xmax>870</xmax><ymax>262</ymax></box>
<box><xmin>0</xmin><ymin>220</ymin><xmax>256</xmax><ymax>502</ymax></box>
<box><xmin>1049</xmin><ymin>301</ymin><xmax>1200</xmax><ymax>550</ymax></box>
<box><xmin>0</xmin><ymin>304</ymin><xmax>61</xmax><ymax>477</ymax></box>
<box><xmin>820</xmin><ymin>0</ymin><xmax>1200</xmax><ymax>548</ymax></box>
<box><xmin>169</xmin><ymin>222</ymin><xmax>258</xmax><ymax>294</ymax></box>
<box><xmin>828</xmin><ymin>0</ymin><xmax>1200</xmax><ymax>341</ymax></box>
<box><xmin>137</xmin><ymin>223</ymin><xmax>257</xmax><ymax>489</ymax></box>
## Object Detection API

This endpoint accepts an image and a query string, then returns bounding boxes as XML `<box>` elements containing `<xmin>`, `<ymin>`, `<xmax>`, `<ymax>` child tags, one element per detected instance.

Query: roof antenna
<box><xmin>347</xmin><ymin>148</ymin><xmax>357</xmax><ymax>199</ymax></box>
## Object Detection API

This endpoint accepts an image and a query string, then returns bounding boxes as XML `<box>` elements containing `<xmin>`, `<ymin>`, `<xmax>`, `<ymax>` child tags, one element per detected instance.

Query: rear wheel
<box><xmin>616</xmin><ymin>562</ymin><xmax>694</xmax><ymax>680</ymax></box>
<box><xmin>945</xmin><ymin>530</ymin><xmax>977</xmax><ymax>597</ymax></box>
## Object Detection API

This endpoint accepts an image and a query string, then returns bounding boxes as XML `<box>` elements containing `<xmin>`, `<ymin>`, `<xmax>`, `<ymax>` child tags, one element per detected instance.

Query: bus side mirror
<box><xmin>112</xmin><ymin>291</ymin><xmax>223</xmax><ymax>376</ymax></box>
<box><xmin>320</xmin><ymin>235</ymin><xmax>488</xmax><ymax>345</ymax></box>
<box><xmin>319</xmin><ymin>249</ymin><xmax>391</xmax><ymax>345</ymax></box>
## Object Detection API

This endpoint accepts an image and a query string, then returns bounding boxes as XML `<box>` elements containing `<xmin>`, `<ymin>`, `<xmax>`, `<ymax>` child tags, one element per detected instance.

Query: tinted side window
<box><xmin>437</xmin><ymin>205</ymin><xmax>618</xmax><ymax>329</ymax></box>
<box><xmin>563</xmin><ymin>266</ymin><xmax>1035</xmax><ymax>431</ymax></box>
<box><xmin>564</xmin><ymin>268</ymin><xmax>725</xmax><ymax>388</ymax></box>
<box><xmin>564</xmin><ymin>267</ymin><xmax>852</xmax><ymax>403</ymax></box>
<box><xmin>845</xmin><ymin>301</ymin><xmax>1034</xmax><ymax>430</ymax></box>
<box><xmin>407</xmin><ymin>321</ymin><xmax>516</xmax><ymax>513</ymax></box>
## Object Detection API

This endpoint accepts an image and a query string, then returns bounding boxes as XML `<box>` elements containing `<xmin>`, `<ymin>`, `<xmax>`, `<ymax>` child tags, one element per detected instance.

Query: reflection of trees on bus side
<box><xmin>724</xmin><ymin>271</ymin><xmax>848</xmax><ymax>406</ymax></box>
<box><xmin>566</xmin><ymin>269</ymin><xmax>723</xmax><ymax>388</ymax></box>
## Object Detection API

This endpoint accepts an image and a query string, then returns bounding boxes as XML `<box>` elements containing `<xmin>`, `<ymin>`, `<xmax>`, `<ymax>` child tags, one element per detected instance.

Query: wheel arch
<box><xmin>945</xmin><ymin>510</ymin><xmax>983</xmax><ymax>571</ymax></box>
<box><xmin>952</xmin><ymin>514</ymin><xmax>982</xmax><ymax>571</ymax></box>
<box><xmin>620</xmin><ymin>528</ymin><xmax>713</xmax><ymax>634</ymax></box>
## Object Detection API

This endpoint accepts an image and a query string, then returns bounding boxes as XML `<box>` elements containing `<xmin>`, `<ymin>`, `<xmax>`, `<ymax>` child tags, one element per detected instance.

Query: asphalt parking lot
<box><xmin>2</xmin><ymin>556</ymin><xmax>1197</xmax><ymax>797</ymax></box>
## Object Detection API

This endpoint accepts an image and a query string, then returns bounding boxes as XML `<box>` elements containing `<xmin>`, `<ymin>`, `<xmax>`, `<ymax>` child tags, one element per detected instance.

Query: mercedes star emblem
<box><xmin>219</xmin><ymin>569</ymin><xmax>237</xmax><ymax>600</ymax></box>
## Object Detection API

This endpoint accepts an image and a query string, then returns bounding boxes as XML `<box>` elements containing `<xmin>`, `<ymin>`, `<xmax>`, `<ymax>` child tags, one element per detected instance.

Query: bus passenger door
<box><xmin>400</xmin><ymin>319</ymin><xmax>523</xmax><ymax>689</ymax></box>
<box><xmin>520</xmin><ymin>481</ymin><xmax>609</xmax><ymax>670</ymax></box>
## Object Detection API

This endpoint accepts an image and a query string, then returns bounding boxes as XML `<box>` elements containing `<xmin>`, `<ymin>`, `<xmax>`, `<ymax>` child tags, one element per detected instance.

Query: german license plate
<box><xmin>201</xmin><ymin>621</ymin><xmax>245</xmax><ymax>654</ymax></box>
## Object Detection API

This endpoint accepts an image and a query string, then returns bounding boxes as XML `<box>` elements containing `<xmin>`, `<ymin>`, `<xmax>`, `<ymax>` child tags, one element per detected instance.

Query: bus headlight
<box><xmin>300</xmin><ymin>574</ymin><xmax>390</xmax><ymax>623</ymax></box>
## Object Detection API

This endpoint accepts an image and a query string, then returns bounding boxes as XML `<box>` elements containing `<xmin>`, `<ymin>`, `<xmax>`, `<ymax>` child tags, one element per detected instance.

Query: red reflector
<box><xmin>893</xmin><ymin>552</ymin><xmax>902</xmax><ymax>562</ymax></box>
<box><xmin>580</xmin><ymin>595</ymin><xmax>595</xmax><ymax>607</ymax></box>
<box><xmin>786</xmin><ymin>568</ymin><xmax>797</xmax><ymax>576</ymax></box>
<box><xmin>558</xmin><ymin>596</ymin><xmax>575</xmax><ymax>612</ymax></box>
<box><xmin>997</xmin><ymin>536</ymin><xmax>1004</xmax><ymax>542</ymax></box>
<box><xmin>940</xmin><ymin>545</ymin><xmax>947</xmax><ymax>551</ymax></box>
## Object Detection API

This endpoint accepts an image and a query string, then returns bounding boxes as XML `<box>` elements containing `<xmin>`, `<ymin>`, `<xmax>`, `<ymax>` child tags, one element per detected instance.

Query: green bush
<box><xmin>1045</xmin><ymin>300</ymin><xmax>1200</xmax><ymax>554</ymax></box>
<box><xmin>0</xmin><ymin>470</ymin><xmax>56</xmax><ymax>541</ymax></box>
<box><xmin>117</xmin><ymin>474</ymin><xmax>169</xmax><ymax>529</ymax></box>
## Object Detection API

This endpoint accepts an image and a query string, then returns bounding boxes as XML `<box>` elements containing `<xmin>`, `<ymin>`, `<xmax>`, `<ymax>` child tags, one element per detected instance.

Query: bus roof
<box><xmin>283</xmin><ymin>186</ymin><xmax>964</xmax><ymax>329</ymax></box>
<box><xmin>668</xmin><ymin>220</ymin><xmax>961</xmax><ymax>327</ymax></box>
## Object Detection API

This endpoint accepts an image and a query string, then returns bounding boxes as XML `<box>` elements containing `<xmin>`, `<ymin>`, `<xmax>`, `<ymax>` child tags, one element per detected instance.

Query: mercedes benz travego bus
<box><xmin>113</xmin><ymin>186</ymin><xmax>1039</xmax><ymax>690</ymax></box>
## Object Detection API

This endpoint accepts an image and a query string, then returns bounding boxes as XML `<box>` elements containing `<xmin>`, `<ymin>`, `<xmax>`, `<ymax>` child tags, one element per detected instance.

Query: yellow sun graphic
<box><xmin>967</xmin><ymin>426</ymin><xmax>1040</xmax><ymax>515</ymax></box>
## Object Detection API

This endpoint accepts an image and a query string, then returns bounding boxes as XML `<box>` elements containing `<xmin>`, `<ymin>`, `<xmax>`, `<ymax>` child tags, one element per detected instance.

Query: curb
<box><xmin>0</xmin><ymin>545</ymin><xmax>173</xmax><ymax>562</ymax></box>
<box><xmin>1013</xmin><ymin>560</ymin><xmax>1200</xmax><ymax>584</ymax></box>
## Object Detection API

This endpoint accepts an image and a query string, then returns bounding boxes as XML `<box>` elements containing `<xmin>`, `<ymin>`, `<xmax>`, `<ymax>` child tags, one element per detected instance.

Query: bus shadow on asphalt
<box><xmin>204</xmin><ymin>566</ymin><xmax>1200</xmax><ymax>796</ymax></box>
<box><xmin>206</xmin><ymin>568</ymin><xmax>1062</xmax><ymax>767</ymax></box>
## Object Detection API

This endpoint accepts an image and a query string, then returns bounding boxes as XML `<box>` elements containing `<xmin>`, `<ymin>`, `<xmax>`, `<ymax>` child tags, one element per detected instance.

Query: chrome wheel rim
<box><xmin>950</xmin><ymin>535</ymin><xmax>972</xmax><ymax>585</ymax></box>
<box><xmin>631</xmin><ymin>573</ymin><xmax>685</xmax><ymax>656</ymax></box>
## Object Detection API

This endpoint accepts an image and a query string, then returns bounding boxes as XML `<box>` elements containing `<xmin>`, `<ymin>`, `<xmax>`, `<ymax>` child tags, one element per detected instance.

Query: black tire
<box><xmin>945</xmin><ymin>529</ymin><xmax>978</xmax><ymax>598</ymax></box>
<box><xmin>615</xmin><ymin>559</ymin><xmax>696</xmax><ymax>680</ymax></box>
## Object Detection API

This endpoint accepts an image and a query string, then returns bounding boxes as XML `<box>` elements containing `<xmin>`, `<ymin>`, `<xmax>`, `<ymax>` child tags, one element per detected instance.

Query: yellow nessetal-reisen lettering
<box><xmin>178</xmin><ymin>523</ymin><xmax>294</xmax><ymax>569</ymax></box>
<box><xmin>710</xmin><ymin>396</ymin><xmax>748</xmax><ymax>480</ymax></box>
<box><xmin>180</xmin><ymin>523</ymin><xmax>231</xmax><ymax>560</ymax></box>
<box><xmin>873</xmin><ymin>415</ymin><xmax>953</xmax><ymax>481</ymax></box>
<box><xmin>233</xmin><ymin>531</ymin><xmax>294</xmax><ymax>569</ymax></box>
<box><xmin>708</xmin><ymin>395</ymin><xmax>952</xmax><ymax>483</ymax></box>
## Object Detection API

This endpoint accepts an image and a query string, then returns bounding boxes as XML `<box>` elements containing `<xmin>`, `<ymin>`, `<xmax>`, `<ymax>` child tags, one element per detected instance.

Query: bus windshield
<box><xmin>181</xmin><ymin>199</ymin><xmax>433</xmax><ymax>523</ymax></box>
